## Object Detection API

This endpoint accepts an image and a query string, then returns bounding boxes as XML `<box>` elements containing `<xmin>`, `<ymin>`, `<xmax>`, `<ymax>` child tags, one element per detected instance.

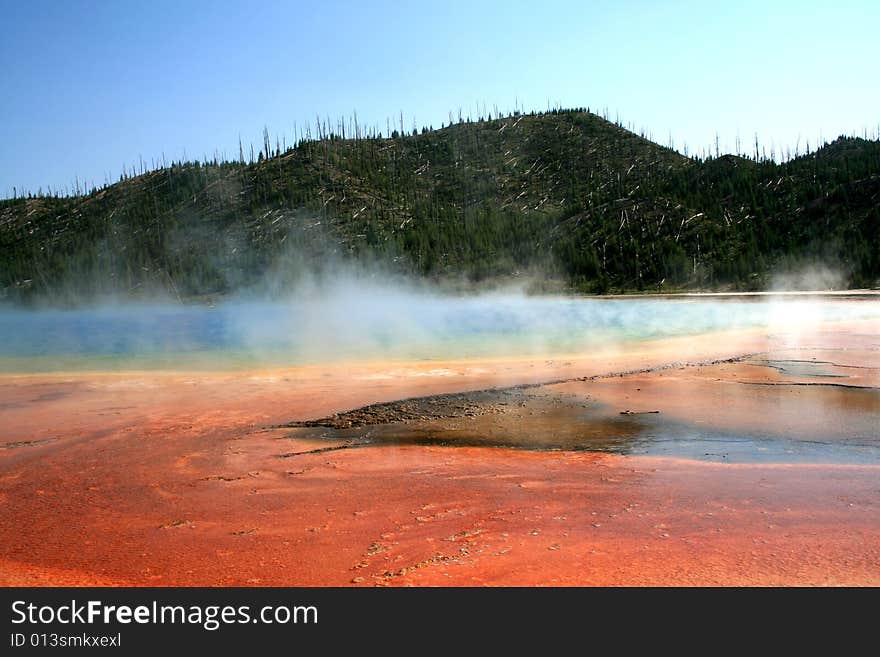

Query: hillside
<box><xmin>1</xmin><ymin>109</ymin><xmax>879</xmax><ymax>303</ymax></box>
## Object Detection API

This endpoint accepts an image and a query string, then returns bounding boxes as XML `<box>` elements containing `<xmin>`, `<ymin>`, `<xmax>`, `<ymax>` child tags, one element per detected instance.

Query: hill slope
<box><xmin>1</xmin><ymin>109</ymin><xmax>878</xmax><ymax>303</ymax></box>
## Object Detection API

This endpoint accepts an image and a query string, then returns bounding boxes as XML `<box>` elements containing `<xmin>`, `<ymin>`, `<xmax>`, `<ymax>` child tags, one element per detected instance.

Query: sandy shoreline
<box><xmin>1</xmin><ymin>317</ymin><xmax>878</xmax><ymax>586</ymax></box>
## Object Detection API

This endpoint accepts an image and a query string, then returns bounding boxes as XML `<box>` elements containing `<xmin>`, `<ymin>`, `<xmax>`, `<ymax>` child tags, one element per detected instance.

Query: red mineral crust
<box><xmin>1</xmin><ymin>320</ymin><xmax>878</xmax><ymax>586</ymax></box>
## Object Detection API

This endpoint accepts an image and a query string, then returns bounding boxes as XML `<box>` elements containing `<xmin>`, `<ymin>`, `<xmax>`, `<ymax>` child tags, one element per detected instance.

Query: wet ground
<box><xmin>278</xmin><ymin>347</ymin><xmax>880</xmax><ymax>463</ymax></box>
<box><xmin>0</xmin><ymin>312</ymin><xmax>878</xmax><ymax>586</ymax></box>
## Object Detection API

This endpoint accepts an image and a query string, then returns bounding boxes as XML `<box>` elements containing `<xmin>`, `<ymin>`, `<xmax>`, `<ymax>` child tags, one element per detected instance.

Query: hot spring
<box><xmin>1</xmin><ymin>289</ymin><xmax>878</xmax><ymax>372</ymax></box>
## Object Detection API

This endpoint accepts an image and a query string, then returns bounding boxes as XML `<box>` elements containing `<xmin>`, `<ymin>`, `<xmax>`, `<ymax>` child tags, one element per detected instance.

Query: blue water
<box><xmin>1</xmin><ymin>294</ymin><xmax>878</xmax><ymax>371</ymax></box>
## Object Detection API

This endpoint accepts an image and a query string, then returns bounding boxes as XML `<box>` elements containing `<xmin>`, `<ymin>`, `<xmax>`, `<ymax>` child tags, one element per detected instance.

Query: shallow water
<box><xmin>1</xmin><ymin>293</ymin><xmax>878</xmax><ymax>372</ymax></box>
<box><xmin>282</xmin><ymin>383</ymin><xmax>880</xmax><ymax>465</ymax></box>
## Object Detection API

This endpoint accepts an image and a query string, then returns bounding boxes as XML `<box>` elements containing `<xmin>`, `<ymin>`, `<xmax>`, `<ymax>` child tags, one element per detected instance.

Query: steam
<box><xmin>769</xmin><ymin>262</ymin><xmax>849</xmax><ymax>292</ymax></box>
<box><xmin>1</xmin><ymin>240</ymin><xmax>879</xmax><ymax>373</ymax></box>
<box><xmin>1</xmin><ymin>265</ymin><xmax>878</xmax><ymax>373</ymax></box>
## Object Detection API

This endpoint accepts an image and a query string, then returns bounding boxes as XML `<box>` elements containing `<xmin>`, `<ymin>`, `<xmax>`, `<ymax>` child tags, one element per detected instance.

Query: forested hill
<box><xmin>1</xmin><ymin>108</ymin><xmax>878</xmax><ymax>303</ymax></box>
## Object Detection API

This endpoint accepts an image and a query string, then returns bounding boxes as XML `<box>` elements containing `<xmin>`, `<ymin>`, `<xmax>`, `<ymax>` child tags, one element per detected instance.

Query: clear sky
<box><xmin>1</xmin><ymin>0</ymin><xmax>878</xmax><ymax>197</ymax></box>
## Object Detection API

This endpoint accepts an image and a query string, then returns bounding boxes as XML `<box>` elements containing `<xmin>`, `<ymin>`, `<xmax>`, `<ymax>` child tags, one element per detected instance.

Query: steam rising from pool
<box><xmin>0</xmin><ymin>277</ymin><xmax>878</xmax><ymax>372</ymax></box>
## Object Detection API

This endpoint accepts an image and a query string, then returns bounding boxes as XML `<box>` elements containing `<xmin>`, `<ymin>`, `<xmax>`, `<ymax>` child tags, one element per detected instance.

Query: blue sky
<box><xmin>1</xmin><ymin>0</ymin><xmax>878</xmax><ymax>196</ymax></box>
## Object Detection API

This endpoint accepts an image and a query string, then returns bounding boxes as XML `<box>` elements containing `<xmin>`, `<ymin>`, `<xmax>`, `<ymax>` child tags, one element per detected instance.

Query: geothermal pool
<box><xmin>1</xmin><ymin>292</ymin><xmax>878</xmax><ymax>371</ymax></box>
<box><xmin>1</xmin><ymin>292</ymin><xmax>879</xmax><ymax>585</ymax></box>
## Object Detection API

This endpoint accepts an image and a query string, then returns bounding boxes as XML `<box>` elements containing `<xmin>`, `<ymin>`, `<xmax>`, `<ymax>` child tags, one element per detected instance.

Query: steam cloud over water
<box><xmin>0</xmin><ymin>275</ymin><xmax>878</xmax><ymax>372</ymax></box>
